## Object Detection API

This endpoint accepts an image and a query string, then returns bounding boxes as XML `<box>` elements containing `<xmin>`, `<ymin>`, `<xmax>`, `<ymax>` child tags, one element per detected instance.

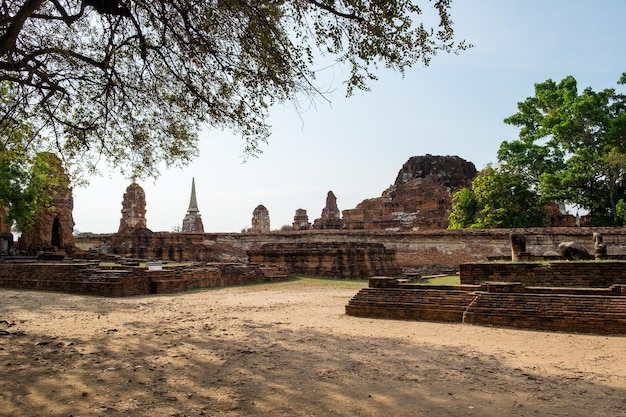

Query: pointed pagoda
<box><xmin>181</xmin><ymin>178</ymin><xmax>204</xmax><ymax>232</ymax></box>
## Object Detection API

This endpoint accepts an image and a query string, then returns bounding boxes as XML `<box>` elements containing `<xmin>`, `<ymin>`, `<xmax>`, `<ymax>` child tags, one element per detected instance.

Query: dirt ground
<box><xmin>1</xmin><ymin>278</ymin><xmax>626</xmax><ymax>417</ymax></box>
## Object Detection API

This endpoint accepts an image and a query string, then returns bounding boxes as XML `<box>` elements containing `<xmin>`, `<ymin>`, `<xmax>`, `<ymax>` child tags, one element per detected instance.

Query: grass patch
<box><xmin>237</xmin><ymin>276</ymin><xmax>369</xmax><ymax>292</ymax></box>
<box><xmin>416</xmin><ymin>275</ymin><xmax>461</xmax><ymax>285</ymax></box>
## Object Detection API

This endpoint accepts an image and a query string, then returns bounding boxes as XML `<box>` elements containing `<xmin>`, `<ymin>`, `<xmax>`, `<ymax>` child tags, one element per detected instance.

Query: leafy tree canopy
<box><xmin>448</xmin><ymin>166</ymin><xmax>545</xmax><ymax>229</ymax></box>
<box><xmin>498</xmin><ymin>74</ymin><xmax>626</xmax><ymax>226</ymax></box>
<box><xmin>0</xmin><ymin>0</ymin><xmax>470</xmax><ymax>179</ymax></box>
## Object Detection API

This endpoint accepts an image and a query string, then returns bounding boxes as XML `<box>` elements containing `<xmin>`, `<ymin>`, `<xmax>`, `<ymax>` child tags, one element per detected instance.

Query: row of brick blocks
<box><xmin>345</xmin><ymin>280</ymin><xmax>626</xmax><ymax>334</ymax></box>
<box><xmin>0</xmin><ymin>262</ymin><xmax>290</xmax><ymax>296</ymax></box>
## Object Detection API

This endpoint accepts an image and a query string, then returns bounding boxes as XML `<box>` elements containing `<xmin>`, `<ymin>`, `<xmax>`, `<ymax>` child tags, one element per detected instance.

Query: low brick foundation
<box><xmin>346</xmin><ymin>278</ymin><xmax>626</xmax><ymax>334</ymax></box>
<box><xmin>460</xmin><ymin>261</ymin><xmax>626</xmax><ymax>287</ymax></box>
<box><xmin>0</xmin><ymin>261</ymin><xmax>290</xmax><ymax>297</ymax></box>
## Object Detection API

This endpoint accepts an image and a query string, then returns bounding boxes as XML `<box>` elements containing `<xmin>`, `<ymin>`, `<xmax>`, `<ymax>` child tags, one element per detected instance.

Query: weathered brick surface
<box><xmin>248</xmin><ymin>242</ymin><xmax>401</xmax><ymax>279</ymax></box>
<box><xmin>0</xmin><ymin>261</ymin><xmax>289</xmax><ymax>297</ymax></box>
<box><xmin>75</xmin><ymin>227</ymin><xmax>626</xmax><ymax>276</ymax></box>
<box><xmin>346</xmin><ymin>287</ymin><xmax>477</xmax><ymax>322</ymax></box>
<box><xmin>345</xmin><ymin>281</ymin><xmax>626</xmax><ymax>334</ymax></box>
<box><xmin>463</xmin><ymin>293</ymin><xmax>626</xmax><ymax>335</ymax></box>
<box><xmin>460</xmin><ymin>261</ymin><xmax>626</xmax><ymax>287</ymax></box>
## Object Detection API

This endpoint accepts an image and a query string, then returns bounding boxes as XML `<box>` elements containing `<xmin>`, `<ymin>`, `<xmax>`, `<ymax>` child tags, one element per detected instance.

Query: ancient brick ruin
<box><xmin>346</xmin><ymin>278</ymin><xmax>626</xmax><ymax>334</ymax></box>
<box><xmin>0</xmin><ymin>205</ymin><xmax>12</xmax><ymax>255</ymax></box>
<box><xmin>313</xmin><ymin>191</ymin><xmax>342</xmax><ymax>229</ymax></box>
<box><xmin>118</xmin><ymin>183</ymin><xmax>148</xmax><ymax>233</ymax></box>
<box><xmin>292</xmin><ymin>208</ymin><xmax>311</xmax><ymax>230</ymax></box>
<box><xmin>18</xmin><ymin>154</ymin><xmax>75</xmax><ymax>255</ymax></box>
<box><xmin>0</xmin><ymin>261</ymin><xmax>289</xmax><ymax>296</ymax></box>
<box><xmin>342</xmin><ymin>154</ymin><xmax>477</xmax><ymax>230</ymax></box>
<box><xmin>344</xmin><ymin>230</ymin><xmax>626</xmax><ymax>335</ymax></box>
<box><xmin>5</xmin><ymin>153</ymin><xmax>626</xmax><ymax>335</ymax></box>
<box><xmin>250</xmin><ymin>204</ymin><xmax>270</xmax><ymax>233</ymax></box>
<box><xmin>181</xmin><ymin>178</ymin><xmax>204</xmax><ymax>232</ymax></box>
<box><xmin>0</xmin><ymin>205</ymin><xmax>10</xmax><ymax>234</ymax></box>
<box><xmin>248</xmin><ymin>242</ymin><xmax>401</xmax><ymax>279</ymax></box>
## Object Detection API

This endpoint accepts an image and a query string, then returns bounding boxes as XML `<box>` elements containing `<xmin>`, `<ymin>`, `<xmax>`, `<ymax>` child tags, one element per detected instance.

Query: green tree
<box><xmin>499</xmin><ymin>74</ymin><xmax>626</xmax><ymax>226</ymax></box>
<box><xmin>448</xmin><ymin>166</ymin><xmax>545</xmax><ymax>229</ymax></box>
<box><xmin>0</xmin><ymin>148</ymin><xmax>68</xmax><ymax>232</ymax></box>
<box><xmin>0</xmin><ymin>0</ymin><xmax>470</xmax><ymax>178</ymax></box>
<box><xmin>448</xmin><ymin>187</ymin><xmax>476</xmax><ymax>229</ymax></box>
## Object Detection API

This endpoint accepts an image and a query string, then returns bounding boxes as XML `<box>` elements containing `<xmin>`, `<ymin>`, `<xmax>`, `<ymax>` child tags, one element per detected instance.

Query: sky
<box><xmin>72</xmin><ymin>1</ymin><xmax>626</xmax><ymax>234</ymax></box>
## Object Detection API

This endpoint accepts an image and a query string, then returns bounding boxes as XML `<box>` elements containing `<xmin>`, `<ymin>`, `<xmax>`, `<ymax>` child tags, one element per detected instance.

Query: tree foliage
<box><xmin>0</xmin><ymin>0</ymin><xmax>470</xmax><ymax>178</ymax></box>
<box><xmin>448</xmin><ymin>166</ymin><xmax>545</xmax><ymax>229</ymax></box>
<box><xmin>0</xmin><ymin>82</ymin><xmax>68</xmax><ymax>232</ymax></box>
<box><xmin>0</xmin><ymin>148</ymin><xmax>68</xmax><ymax>232</ymax></box>
<box><xmin>498</xmin><ymin>74</ymin><xmax>626</xmax><ymax>226</ymax></box>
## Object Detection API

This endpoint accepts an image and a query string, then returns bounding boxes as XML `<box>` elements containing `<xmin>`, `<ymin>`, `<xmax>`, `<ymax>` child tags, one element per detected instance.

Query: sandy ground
<box><xmin>1</xmin><ymin>278</ymin><xmax>626</xmax><ymax>417</ymax></box>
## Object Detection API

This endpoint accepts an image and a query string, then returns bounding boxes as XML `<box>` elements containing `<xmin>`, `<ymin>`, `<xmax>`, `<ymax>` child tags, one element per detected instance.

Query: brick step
<box><xmin>346</xmin><ymin>287</ymin><xmax>626</xmax><ymax>334</ymax></box>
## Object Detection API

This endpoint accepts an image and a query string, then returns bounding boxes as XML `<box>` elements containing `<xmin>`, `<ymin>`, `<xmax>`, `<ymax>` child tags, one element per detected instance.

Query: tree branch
<box><xmin>307</xmin><ymin>0</ymin><xmax>364</xmax><ymax>22</ymax></box>
<box><xmin>0</xmin><ymin>0</ymin><xmax>46</xmax><ymax>57</ymax></box>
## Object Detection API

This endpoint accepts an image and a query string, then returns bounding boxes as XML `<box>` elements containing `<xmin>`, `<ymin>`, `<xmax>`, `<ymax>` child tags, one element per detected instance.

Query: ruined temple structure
<box><xmin>313</xmin><ymin>191</ymin><xmax>342</xmax><ymax>229</ymax></box>
<box><xmin>250</xmin><ymin>204</ymin><xmax>270</xmax><ymax>233</ymax></box>
<box><xmin>342</xmin><ymin>154</ymin><xmax>477</xmax><ymax>230</ymax></box>
<box><xmin>181</xmin><ymin>178</ymin><xmax>204</xmax><ymax>233</ymax></box>
<box><xmin>248</xmin><ymin>242</ymin><xmax>401</xmax><ymax>279</ymax></box>
<box><xmin>292</xmin><ymin>208</ymin><xmax>311</xmax><ymax>231</ymax></box>
<box><xmin>0</xmin><ymin>205</ymin><xmax>13</xmax><ymax>255</ymax></box>
<box><xmin>118</xmin><ymin>183</ymin><xmax>148</xmax><ymax>233</ymax></box>
<box><xmin>0</xmin><ymin>204</ymin><xmax>10</xmax><ymax>234</ymax></box>
<box><xmin>18</xmin><ymin>153</ymin><xmax>75</xmax><ymax>254</ymax></box>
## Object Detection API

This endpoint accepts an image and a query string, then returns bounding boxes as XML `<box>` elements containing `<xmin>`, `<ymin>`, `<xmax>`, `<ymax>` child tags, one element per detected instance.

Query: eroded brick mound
<box><xmin>248</xmin><ymin>242</ymin><xmax>401</xmax><ymax>279</ymax></box>
<box><xmin>107</xmin><ymin>231</ymin><xmax>248</xmax><ymax>263</ymax></box>
<box><xmin>342</xmin><ymin>154</ymin><xmax>477</xmax><ymax>230</ymax></box>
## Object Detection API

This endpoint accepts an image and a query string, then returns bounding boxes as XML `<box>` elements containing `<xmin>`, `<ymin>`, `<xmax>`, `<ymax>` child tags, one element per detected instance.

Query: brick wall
<box><xmin>0</xmin><ymin>261</ymin><xmax>287</xmax><ymax>296</ymax></box>
<box><xmin>460</xmin><ymin>261</ymin><xmax>626</xmax><ymax>287</ymax></box>
<box><xmin>75</xmin><ymin>227</ymin><xmax>626</xmax><ymax>275</ymax></box>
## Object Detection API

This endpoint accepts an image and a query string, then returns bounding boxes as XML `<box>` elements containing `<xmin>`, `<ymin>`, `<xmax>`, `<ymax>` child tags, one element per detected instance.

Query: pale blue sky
<box><xmin>73</xmin><ymin>1</ymin><xmax>626</xmax><ymax>234</ymax></box>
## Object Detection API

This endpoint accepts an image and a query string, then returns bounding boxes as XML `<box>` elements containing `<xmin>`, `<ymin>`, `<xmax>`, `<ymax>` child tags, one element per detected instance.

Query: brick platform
<box><xmin>346</xmin><ymin>279</ymin><xmax>626</xmax><ymax>334</ymax></box>
<box><xmin>0</xmin><ymin>261</ymin><xmax>291</xmax><ymax>297</ymax></box>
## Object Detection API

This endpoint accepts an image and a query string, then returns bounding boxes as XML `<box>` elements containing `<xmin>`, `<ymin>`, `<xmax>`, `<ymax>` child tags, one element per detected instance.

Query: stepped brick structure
<box><xmin>342</xmin><ymin>154</ymin><xmax>477</xmax><ymax>230</ymax></box>
<box><xmin>250</xmin><ymin>204</ymin><xmax>271</xmax><ymax>233</ymax></box>
<box><xmin>346</xmin><ymin>278</ymin><xmax>626</xmax><ymax>335</ymax></box>
<box><xmin>313</xmin><ymin>191</ymin><xmax>342</xmax><ymax>229</ymax></box>
<box><xmin>292</xmin><ymin>208</ymin><xmax>311</xmax><ymax>230</ymax></box>
<box><xmin>118</xmin><ymin>183</ymin><xmax>148</xmax><ymax>233</ymax></box>
<box><xmin>18</xmin><ymin>153</ymin><xmax>74</xmax><ymax>254</ymax></box>
<box><xmin>181</xmin><ymin>178</ymin><xmax>204</xmax><ymax>232</ymax></box>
